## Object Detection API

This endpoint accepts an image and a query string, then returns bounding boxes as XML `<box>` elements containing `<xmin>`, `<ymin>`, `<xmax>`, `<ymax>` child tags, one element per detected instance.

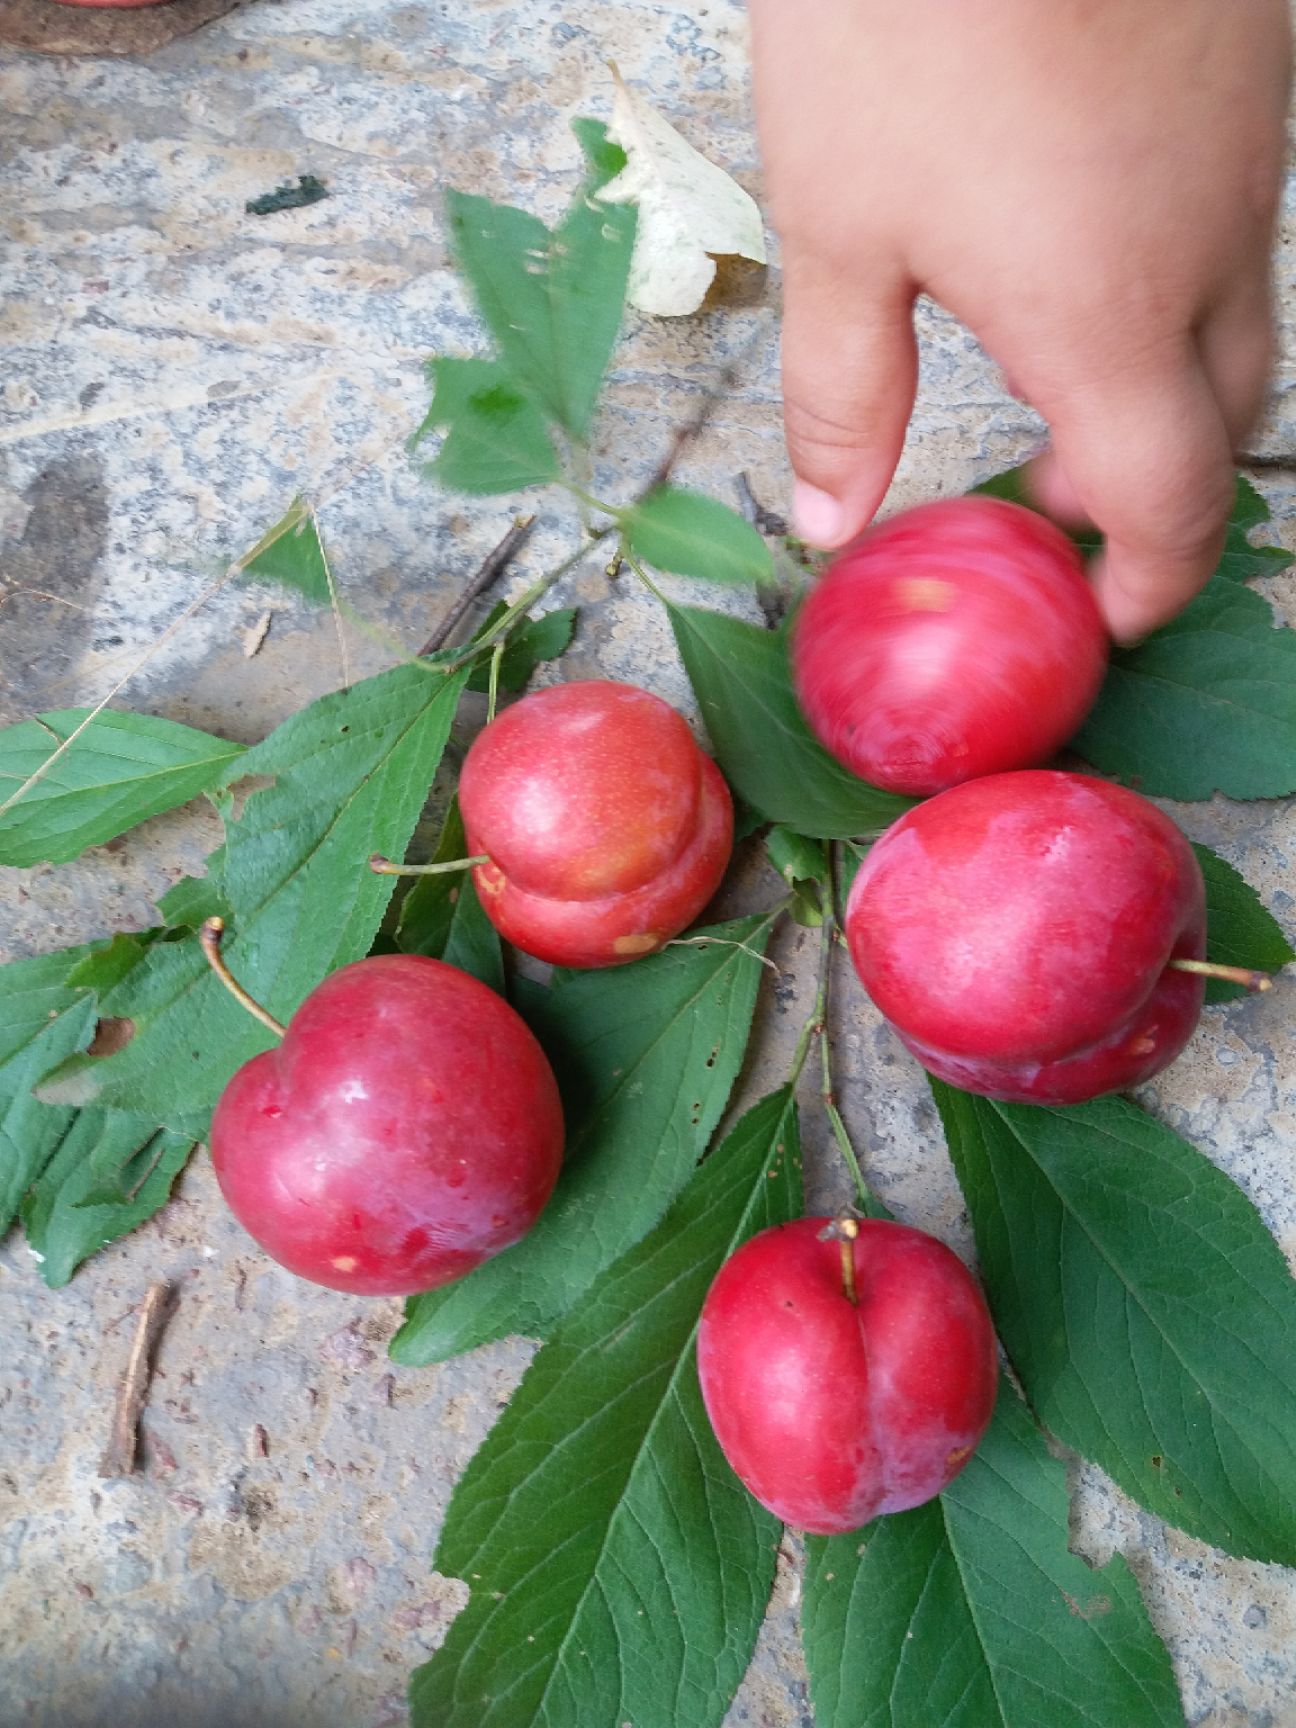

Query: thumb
<box><xmin>780</xmin><ymin>253</ymin><xmax>918</xmax><ymax>548</ymax></box>
<box><xmin>1040</xmin><ymin>353</ymin><xmax>1234</xmax><ymax>642</ymax></box>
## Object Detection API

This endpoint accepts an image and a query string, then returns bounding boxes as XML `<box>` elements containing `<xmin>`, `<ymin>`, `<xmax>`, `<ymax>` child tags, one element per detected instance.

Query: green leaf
<box><xmin>571</xmin><ymin>116</ymin><xmax>628</xmax><ymax>191</ymax></box>
<box><xmin>441</xmin><ymin>877</ymin><xmax>504</xmax><ymax>995</ymax></box>
<box><xmin>0</xmin><ymin>947</ymin><xmax>101</xmax><ymax>1233</ymax></box>
<box><xmin>835</xmin><ymin>839</ymin><xmax>870</xmax><ymax>910</ymax></box>
<box><xmin>625</xmin><ymin>487</ymin><xmax>774</xmax><ymax>586</ymax></box>
<box><xmin>1217</xmin><ymin>475</ymin><xmax>1292</xmax><ymax>585</ymax></box>
<box><xmin>64</xmin><ymin>932</ymin><xmax>161</xmax><ymax>995</ymax></box>
<box><xmin>238</xmin><ymin>497</ymin><xmax>332</xmax><ymax>605</ymax></box>
<box><xmin>37</xmin><ymin>663</ymin><xmax>470</xmax><ymax>1126</ymax></box>
<box><xmin>803</xmin><ymin>1386</ymin><xmax>1183</xmax><ymax>1728</ymax></box>
<box><xmin>932</xmin><ymin>1083</ymin><xmax>1296</xmax><ymax>1564</ymax></box>
<box><xmin>417</xmin><ymin>358</ymin><xmax>560</xmax><ymax>495</ymax></box>
<box><xmin>765</xmin><ymin>826</ymin><xmax>826</xmax><ymax>925</ymax></box>
<box><xmin>410</xmin><ymin>1086</ymin><xmax>801</xmax><ymax>1728</ymax></box>
<box><xmin>1194</xmin><ymin>843</ymin><xmax>1294</xmax><ymax>1002</ymax></box>
<box><xmin>765</xmin><ymin>825</ymin><xmax>827</xmax><ymax>887</ymax></box>
<box><xmin>669</xmin><ymin>604</ymin><xmax>914</xmax><ymax>838</ymax></box>
<box><xmin>1074</xmin><ymin>575</ymin><xmax>1296</xmax><ymax>800</ymax></box>
<box><xmin>0</xmin><ymin>709</ymin><xmax>245</xmax><ymax>867</ymax></box>
<box><xmin>157</xmin><ymin>872</ymin><xmax>230</xmax><ymax>932</ymax></box>
<box><xmin>445</xmin><ymin>188</ymin><xmax>635</xmax><ymax>442</ymax></box>
<box><xmin>390</xmin><ymin>913</ymin><xmax>773</xmax><ymax>1366</ymax></box>
<box><xmin>20</xmin><ymin>1112</ymin><xmax>193</xmax><ymax>1289</ymax></box>
<box><xmin>465</xmin><ymin>606</ymin><xmax>578</xmax><ymax>694</ymax></box>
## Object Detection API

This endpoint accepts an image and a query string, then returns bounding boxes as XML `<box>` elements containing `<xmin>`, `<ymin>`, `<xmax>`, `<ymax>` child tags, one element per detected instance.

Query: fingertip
<box><xmin>791</xmin><ymin>481</ymin><xmax>852</xmax><ymax>548</ymax></box>
<box><xmin>1089</xmin><ymin>537</ymin><xmax>1222</xmax><ymax>645</ymax></box>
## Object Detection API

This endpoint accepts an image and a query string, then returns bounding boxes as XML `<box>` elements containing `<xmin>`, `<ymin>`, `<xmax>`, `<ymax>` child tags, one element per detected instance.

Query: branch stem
<box><xmin>419</xmin><ymin>515</ymin><xmax>536</xmax><ymax>656</ymax></box>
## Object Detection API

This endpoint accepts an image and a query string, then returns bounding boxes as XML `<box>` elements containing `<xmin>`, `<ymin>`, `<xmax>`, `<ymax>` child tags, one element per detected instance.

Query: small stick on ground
<box><xmin>99</xmin><ymin>1280</ymin><xmax>174</xmax><ymax>1479</ymax></box>
<box><xmin>643</xmin><ymin>339</ymin><xmax>760</xmax><ymax>496</ymax></box>
<box><xmin>734</xmin><ymin>471</ymin><xmax>788</xmax><ymax>537</ymax></box>
<box><xmin>1236</xmin><ymin>453</ymin><xmax>1296</xmax><ymax>473</ymax></box>
<box><xmin>419</xmin><ymin>515</ymin><xmax>537</xmax><ymax>656</ymax></box>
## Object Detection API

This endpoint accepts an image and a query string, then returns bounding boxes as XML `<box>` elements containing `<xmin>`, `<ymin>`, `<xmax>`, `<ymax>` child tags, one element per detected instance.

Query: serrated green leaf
<box><xmin>0</xmin><ymin>709</ymin><xmax>245</xmax><ymax>867</ymax></box>
<box><xmin>932</xmin><ymin>1083</ymin><xmax>1296</xmax><ymax>1564</ymax></box>
<box><xmin>669</xmin><ymin>603</ymin><xmax>914</xmax><ymax>838</ymax></box>
<box><xmin>411</xmin><ymin>355</ymin><xmax>503</xmax><ymax>448</ymax></box>
<box><xmin>37</xmin><ymin>664</ymin><xmax>470</xmax><ymax>1126</ymax></box>
<box><xmin>1194</xmin><ymin>843</ymin><xmax>1294</xmax><ymax>1002</ymax></box>
<box><xmin>804</xmin><ymin>1386</ymin><xmax>1183</xmax><ymax>1728</ymax></box>
<box><xmin>465</xmin><ymin>607</ymin><xmax>578</xmax><ymax>694</ymax></box>
<box><xmin>0</xmin><ymin>946</ymin><xmax>99</xmax><ymax>1234</ymax></box>
<box><xmin>571</xmin><ymin>116</ymin><xmax>628</xmax><ymax>191</ymax></box>
<box><xmin>1217</xmin><ymin>475</ymin><xmax>1292</xmax><ymax>584</ymax></box>
<box><xmin>625</xmin><ymin>487</ymin><xmax>774</xmax><ymax>587</ymax></box>
<box><xmin>390</xmin><ymin>913</ymin><xmax>774</xmax><ymax>1366</ymax></box>
<box><xmin>64</xmin><ymin>931</ymin><xmax>161</xmax><ymax>995</ymax></box>
<box><xmin>20</xmin><ymin>1112</ymin><xmax>192</xmax><ymax>1289</ymax></box>
<box><xmin>445</xmin><ymin>188</ymin><xmax>635</xmax><ymax>442</ymax></box>
<box><xmin>238</xmin><ymin>497</ymin><xmax>332</xmax><ymax>605</ymax></box>
<box><xmin>411</xmin><ymin>1086</ymin><xmax>801</xmax><ymax>1728</ymax></box>
<box><xmin>418</xmin><ymin>358</ymin><xmax>560</xmax><ymax>495</ymax></box>
<box><xmin>157</xmin><ymin>873</ymin><xmax>230</xmax><ymax>932</ymax></box>
<box><xmin>1074</xmin><ymin>575</ymin><xmax>1296</xmax><ymax>800</ymax></box>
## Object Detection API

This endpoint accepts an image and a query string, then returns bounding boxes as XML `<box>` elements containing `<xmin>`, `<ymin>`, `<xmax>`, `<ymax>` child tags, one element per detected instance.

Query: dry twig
<box><xmin>419</xmin><ymin>516</ymin><xmax>537</xmax><ymax>656</ymax></box>
<box><xmin>98</xmin><ymin>1279</ymin><xmax>174</xmax><ymax>1479</ymax></box>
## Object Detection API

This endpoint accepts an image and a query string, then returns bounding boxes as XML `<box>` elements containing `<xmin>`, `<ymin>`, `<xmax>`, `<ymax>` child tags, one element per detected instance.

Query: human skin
<box><xmin>747</xmin><ymin>0</ymin><xmax>1291</xmax><ymax>640</ymax></box>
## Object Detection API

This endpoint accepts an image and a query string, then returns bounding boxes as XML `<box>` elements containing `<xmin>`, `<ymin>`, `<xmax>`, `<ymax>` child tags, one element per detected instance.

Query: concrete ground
<box><xmin>1</xmin><ymin>2</ymin><xmax>1294</xmax><ymax>1724</ymax></box>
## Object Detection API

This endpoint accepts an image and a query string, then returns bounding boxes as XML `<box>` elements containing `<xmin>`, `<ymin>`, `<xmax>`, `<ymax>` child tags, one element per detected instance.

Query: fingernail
<box><xmin>792</xmin><ymin>481</ymin><xmax>848</xmax><ymax>547</ymax></box>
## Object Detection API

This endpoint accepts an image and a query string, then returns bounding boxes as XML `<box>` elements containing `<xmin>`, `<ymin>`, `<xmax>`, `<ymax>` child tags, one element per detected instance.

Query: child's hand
<box><xmin>748</xmin><ymin>0</ymin><xmax>1290</xmax><ymax>639</ymax></box>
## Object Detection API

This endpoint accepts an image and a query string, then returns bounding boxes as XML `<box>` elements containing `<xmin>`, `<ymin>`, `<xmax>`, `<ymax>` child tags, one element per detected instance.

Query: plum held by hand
<box><xmin>202</xmin><ymin>926</ymin><xmax>564</xmax><ymax>1296</ymax></box>
<box><xmin>698</xmin><ymin>1218</ymin><xmax>998</xmax><ymax>1534</ymax></box>
<box><xmin>459</xmin><ymin>679</ymin><xmax>733</xmax><ymax>968</ymax></box>
<box><xmin>793</xmin><ymin>497</ymin><xmax>1108</xmax><ymax>795</ymax></box>
<box><xmin>843</xmin><ymin>769</ymin><xmax>1226</xmax><ymax>1104</ymax></box>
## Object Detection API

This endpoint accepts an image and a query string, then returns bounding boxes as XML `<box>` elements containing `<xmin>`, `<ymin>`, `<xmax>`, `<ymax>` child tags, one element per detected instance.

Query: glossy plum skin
<box><xmin>210</xmin><ymin>955</ymin><xmax>563</xmax><ymax>1296</ymax></box>
<box><xmin>460</xmin><ymin>680</ymin><xmax>733</xmax><ymax>968</ymax></box>
<box><xmin>846</xmin><ymin>770</ymin><xmax>1207</xmax><ymax>1104</ymax></box>
<box><xmin>698</xmin><ymin>1219</ymin><xmax>998</xmax><ymax>1534</ymax></box>
<box><xmin>793</xmin><ymin>497</ymin><xmax>1108</xmax><ymax>795</ymax></box>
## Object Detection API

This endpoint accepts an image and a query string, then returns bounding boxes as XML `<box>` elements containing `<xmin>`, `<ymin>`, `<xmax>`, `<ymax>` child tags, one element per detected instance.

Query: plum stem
<box><xmin>198</xmin><ymin>918</ymin><xmax>286</xmax><ymax>1040</ymax></box>
<box><xmin>368</xmin><ymin>854</ymin><xmax>489</xmax><ymax>877</ymax></box>
<box><xmin>819</xmin><ymin>1216</ymin><xmax>860</xmax><ymax>1305</ymax></box>
<box><xmin>1169</xmin><ymin>958</ymin><xmax>1274</xmax><ymax>992</ymax></box>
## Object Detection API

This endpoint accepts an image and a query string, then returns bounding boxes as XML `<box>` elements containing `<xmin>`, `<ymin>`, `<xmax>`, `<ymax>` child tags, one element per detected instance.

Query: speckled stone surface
<box><xmin>2</xmin><ymin>4</ymin><xmax>1294</xmax><ymax>1725</ymax></box>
